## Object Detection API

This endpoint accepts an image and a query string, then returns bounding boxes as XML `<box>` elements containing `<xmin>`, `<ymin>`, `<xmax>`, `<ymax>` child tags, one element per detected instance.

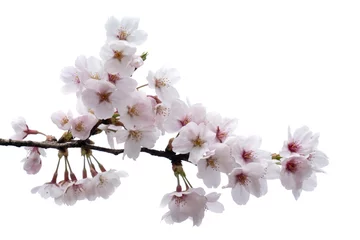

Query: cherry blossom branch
<box><xmin>0</xmin><ymin>138</ymin><xmax>190</xmax><ymax>163</ymax></box>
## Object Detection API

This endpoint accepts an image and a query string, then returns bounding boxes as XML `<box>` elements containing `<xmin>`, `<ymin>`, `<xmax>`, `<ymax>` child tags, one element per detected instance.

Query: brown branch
<box><xmin>0</xmin><ymin>138</ymin><xmax>190</xmax><ymax>163</ymax></box>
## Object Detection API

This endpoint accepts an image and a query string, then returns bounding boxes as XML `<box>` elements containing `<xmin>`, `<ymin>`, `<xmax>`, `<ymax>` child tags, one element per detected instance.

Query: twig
<box><xmin>0</xmin><ymin>138</ymin><xmax>191</xmax><ymax>163</ymax></box>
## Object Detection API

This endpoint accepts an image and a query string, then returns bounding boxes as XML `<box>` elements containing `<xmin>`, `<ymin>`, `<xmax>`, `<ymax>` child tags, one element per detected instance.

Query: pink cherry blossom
<box><xmin>105</xmin><ymin>16</ymin><xmax>147</xmax><ymax>45</ymax></box>
<box><xmin>197</xmin><ymin>143</ymin><xmax>235</xmax><ymax>188</ymax></box>
<box><xmin>206</xmin><ymin>112</ymin><xmax>238</xmax><ymax>143</ymax></box>
<box><xmin>223</xmin><ymin>162</ymin><xmax>267</xmax><ymax>205</ymax></box>
<box><xmin>116</xmin><ymin>125</ymin><xmax>160</xmax><ymax>160</ymax></box>
<box><xmin>172</xmin><ymin>122</ymin><xmax>216</xmax><ymax>164</ymax></box>
<box><xmin>154</xmin><ymin>103</ymin><xmax>170</xmax><ymax>135</ymax></box>
<box><xmin>161</xmin><ymin>187</ymin><xmax>224</xmax><ymax>226</ymax></box>
<box><xmin>92</xmin><ymin>169</ymin><xmax>128</xmax><ymax>199</ymax></box>
<box><xmin>100</xmin><ymin>40</ymin><xmax>136</xmax><ymax>74</ymax></box>
<box><xmin>51</xmin><ymin>110</ymin><xmax>73</xmax><ymax>130</ymax></box>
<box><xmin>231</xmin><ymin>135</ymin><xmax>271</xmax><ymax>166</ymax></box>
<box><xmin>58</xmin><ymin>181</ymin><xmax>87</xmax><ymax>206</ymax></box>
<box><xmin>60</xmin><ymin>55</ymin><xmax>88</xmax><ymax>94</ymax></box>
<box><xmin>163</xmin><ymin>99</ymin><xmax>207</xmax><ymax>133</ymax></box>
<box><xmin>307</xmin><ymin>150</ymin><xmax>329</xmax><ymax>172</ymax></box>
<box><xmin>280</xmin><ymin>126</ymin><xmax>319</xmax><ymax>157</ymax></box>
<box><xmin>31</xmin><ymin>183</ymin><xmax>63</xmax><ymax>199</ymax></box>
<box><xmin>81</xmin><ymin>79</ymin><xmax>124</xmax><ymax>119</ymax></box>
<box><xmin>147</xmin><ymin>67</ymin><xmax>180</xmax><ymax>104</ymax></box>
<box><xmin>22</xmin><ymin>147</ymin><xmax>45</xmax><ymax>175</ymax></box>
<box><xmin>70</xmin><ymin>114</ymin><xmax>98</xmax><ymax>140</ymax></box>
<box><xmin>116</xmin><ymin>91</ymin><xmax>155</xmax><ymax>129</ymax></box>
<box><xmin>280</xmin><ymin>155</ymin><xmax>313</xmax><ymax>199</ymax></box>
<box><xmin>10</xmin><ymin>117</ymin><xmax>37</xmax><ymax>140</ymax></box>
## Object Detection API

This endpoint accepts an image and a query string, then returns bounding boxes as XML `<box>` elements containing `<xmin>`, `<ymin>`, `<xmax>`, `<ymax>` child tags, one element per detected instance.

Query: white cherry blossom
<box><xmin>147</xmin><ymin>67</ymin><xmax>180</xmax><ymax>104</ymax></box>
<box><xmin>172</xmin><ymin>122</ymin><xmax>216</xmax><ymax>164</ymax></box>
<box><xmin>116</xmin><ymin>91</ymin><xmax>155</xmax><ymax>129</ymax></box>
<box><xmin>31</xmin><ymin>183</ymin><xmax>63</xmax><ymax>199</ymax></box>
<box><xmin>22</xmin><ymin>147</ymin><xmax>45</xmax><ymax>175</ymax></box>
<box><xmin>164</xmin><ymin>99</ymin><xmax>207</xmax><ymax>133</ymax></box>
<box><xmin>70</xmin><ymin>114</ymin><xmax>98</xmax><ymax>140</ymax></box>
<box><xmin>10</xmin><ymin>117</ymin><xmax>35</xmax><ymax>140</ymax></box>
<box><xmin>197</xmin><ymin>143</ymin><xmax>235</xmax><ymax>188</ymax></box>
<box><xmin>116</xmin><ymin>125</ymin><xmax>160</xmax><ymax>160</ymax></box>
<box><xmin>223</xmin><ymin>162</ymin><xmax>267</xmax><ymax>205</ymax></box>
<box><xmin>231</xmin><ymin>135</ymin><xmax>271</xmax><ymax>166</ymax></box>
<box><xmin>100</xmin><ymin>40</ymin><xmax>136</xmax><ymax>74</ymax></box>
<box><xmin>81</xmin><ymin>79</ymin><xmax>124</xmax><ymax>119</ymax></box>
<box><xmin>105</xmin><ymin>16</ymin><xmax>147</xmax><ymax>45</ymax></box>
<box><xmin>91</xmin><ymin>170</ymin><xmax>128</xmax><ymax>199</ymax></box>
<box><xmin>280</xmin><ymin>126</ymin><xmax>319</xmax><ymax>157</ymax></box>
<box><xmin>280</xmin><ymin>155</ymin><xmax>313</xmax><ymax>199</ymax></box>
<box><xmin>60</xmin><ymin>55</ymin><xmax>88</xmax><ymax>94</ymax></box>
<box><xmin>51</xmin><ymin>110</ymin><xmax>73</xmax><ymax>130</ymax></box>
<box><xmin>206</xmin><ymin>112</ymin><xmax>238</xmax><ymax>143</ymax></box>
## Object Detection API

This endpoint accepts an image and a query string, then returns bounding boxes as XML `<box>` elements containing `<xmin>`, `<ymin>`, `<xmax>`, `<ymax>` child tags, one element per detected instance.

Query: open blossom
<box><xmin>58</xmin><ymin>181</ymin><xmax>87</xmax><ymax>206</ymax></box>
<box><xmin>81</xmin><ymin>79</ymin><xmax>124</xmax><ymax>119</ymax></box>
<box><xmin>147</xmin><ymin>67</ymin><xmax>180</xmax><ymax>104</ymax></box>
<box><xmin>70</xmin><ymin>114</ymin><xmax>98</xmax><ymax>140</ymax></box>
<box><xmin>206</xmin><ymin>112</ymin><xmax>238</xmax><ymax>143</ymax></box>
<box><xmin>223</xmin><ymin>162</ymin><xmax>267</xmax><ymax>205</ymax></box>
<box><xmin>197</xmin><ymin>143</ymin><xmax>235</xmax><ymax>188</ymax></box>
<box><xmin>280</xmin><ymin>126</ymin><xmax>319</xmax><ymax>157</ymax></box>
<box><xmin>116</xmin><ymin>125</ymin><xmax>160</xmax><ymax>160</ymax></box>
<box><xmin>100</xmin><ymin>40</ymin><xmax>136</xmax><ymax>74</ymax></box>
<box><xmin>164</xmin><ymin>99</ymin><xmax>207</xmax><ymax>133</ymax></box>
<box><xmin>172</xmin><ymin>122</ymin><xmax>216</xmax><ymax>164</ymax></box>
<box><xmin>160</xmin><ymin>187</ymin><xmax>223</xmax><ymax>226</ymax></box>
<box><xmin>106</xmin><ymin>64</ymin><xmax>137</xmax><ymax>94</ymax></box>
<box><xmin>51</xmin><ymin>110</ymin><xmax>73</xmax><ymax>130</ymax></box>
<box><xmin>89</xmin><ymin>170</ymin><xmax>128</xmax><ymax>199</ymax></box>
<box><xmin>60</xmin><ymin>55</ymin><xmax>88</xmax><ymax>94</ymax></box>
<box><xmin>154</xmin><ymin>103</ymin><xmax>170</xmax><ymax>135</ymax></box>
<box><xmin>116</xmin><ymin>91</ymin><xmax>155</xmax><ymax>128</ymax></box>
<box><xmin>280</xmin><ymin>155</ymin><xmax>313</xmax><ymax>200</ymax></box>
<box><xmin>31</xmin><ymin>183</ymin><xmax>63</xmax><ymax>199</ymax></box>
<box><xmin>105</xmin><ymin>16</ymin><xmax>147</xmax><ymax>45</ymax></box>
<box><xmin>231</xmin><ymin>135</ymin><xmax>271</xmax><ymax>166</ymax></box>
<box><xmin>307</xmin><ymin>150</ymin><xmax>329</xmax><ymax>172</ymax></box>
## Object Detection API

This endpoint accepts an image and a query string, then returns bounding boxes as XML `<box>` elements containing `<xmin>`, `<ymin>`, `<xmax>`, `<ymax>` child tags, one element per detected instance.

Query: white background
<box><xmin>0</xmin><ymin>0</ymin><xmax>359</xmax><ymax>239</ymax></box>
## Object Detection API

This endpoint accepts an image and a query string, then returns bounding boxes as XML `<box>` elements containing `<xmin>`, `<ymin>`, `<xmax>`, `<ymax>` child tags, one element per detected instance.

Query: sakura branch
<box><xmin>0</xmin><ymin>138</ymin><xmax>190</xmax><ymax>162</ymax></box>
<box><xmin>4</xmin><ymin>15</ymin><xmax>329</xmax><ymax>226</ymax></box>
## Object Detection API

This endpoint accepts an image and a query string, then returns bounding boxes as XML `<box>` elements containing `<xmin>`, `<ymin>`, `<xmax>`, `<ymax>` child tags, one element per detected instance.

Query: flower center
<box><xmin>129</xmin><ymin>130</ymin><xmax>142</xmax><ymax>141</ymax></box>
<box><xmin>192</xmin><ymin>136</ymin><xmax>204</xmax><ymax>147</ymax></box>
<box><xmin>108</xmin><ymin>74</ymin><xmax>120</xmax><ymax>84</ymax></box>
<box><xmin>216</xmin><ymin>126</ymin><xmax>227</xmax><ymax>143</ymax></box>
<box><xmin>242</xmin><ymin>150</ymin><xmax>253</xmax><ymax>163</ymax></box>
<box><xmin>236</xmin><ymin>173</ymin><xmax>249</xmax><ymax>185</ymax></box>
<box><xmin>75</xmin><ymin>122</ymin><xmax>84</xmax><ymax>132</ymax></box>
<box><xmin>117</xmin><ymin>29</ymin><xmax>129</xmax><ymax>40</ymax></box>
<box><xmin>113</xmin><ymin>50</ymin><xmax>124</xmax><ymax>61</ymax></box>
<box><xmin>91</xmin><ymin>73</ymin><xmax>101</xmax><ymax>80</ymax></box>
<box><xmin>179</xmin><ymin>116</ymin><xmax>190</xmax><ymax>126</ymax></box>
<box><xmin>206</xmin><ymin>157</ymin><xmax>218</xmax><ymax>170</ymax></box>
<box><xmin>286</xmin><ymin>160</ymin><xmax>298</xmax><ymax>173</ymax></box>
<box><xmin>288</xmin><ymin>142</ymin><xmax>300</xmax><ymax>153</ymax></box>
<box><xmin>60</xmin><ymin>117</ymin><xmax>69</xmax><ymax>126</ymax></box>
<box><xmin>155</xmin><ymin>78</ymin><xmax>168</xmax><ymax>88</ymax></box>
<box><xmin>127</xmin><ymin>105</ymin><xmax>139</xmax><ymax>117</ymax></box>
<box><xmin>97</xmin><ymin>91</ymin><xmax>112</xmax><ymax>103</ymax></box>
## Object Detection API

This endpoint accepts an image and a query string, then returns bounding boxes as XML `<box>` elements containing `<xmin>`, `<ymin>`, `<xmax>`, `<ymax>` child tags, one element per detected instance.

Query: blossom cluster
<box><xmin>9</xmin><ymin>15</ymin><xmax>328</xmax><ymax>226</ymax></box>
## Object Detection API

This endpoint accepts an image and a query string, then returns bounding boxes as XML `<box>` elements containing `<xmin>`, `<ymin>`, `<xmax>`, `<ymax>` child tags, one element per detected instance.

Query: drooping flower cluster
<box><xmin>7</xmin><ymin>15</ymin><xmax>329</xmax><ymax>226</ymax></box>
